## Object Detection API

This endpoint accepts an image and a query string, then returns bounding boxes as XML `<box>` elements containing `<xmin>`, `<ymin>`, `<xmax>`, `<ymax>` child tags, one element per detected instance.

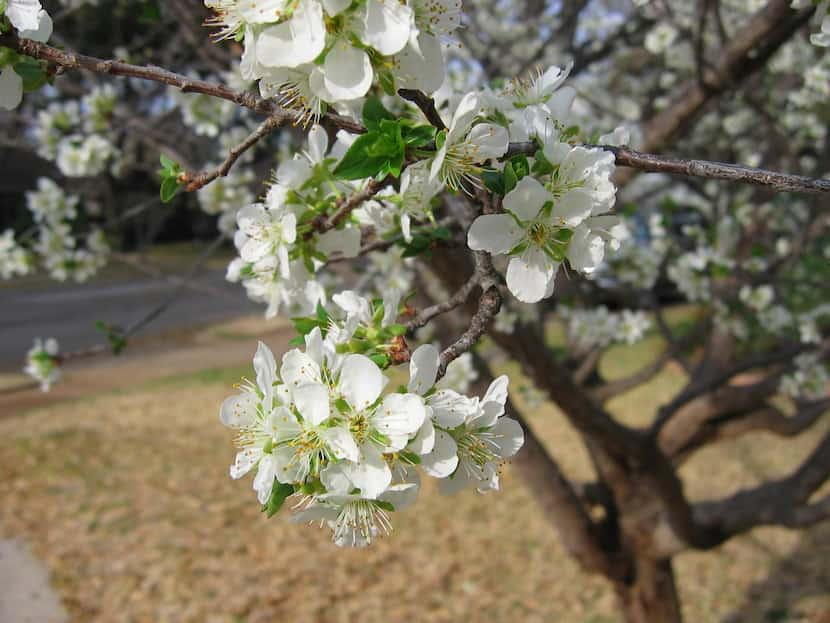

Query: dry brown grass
<box><xmin>1</xmin><ymin>341</ymin><xmax>828</xmax><ymax>622</ymax></box>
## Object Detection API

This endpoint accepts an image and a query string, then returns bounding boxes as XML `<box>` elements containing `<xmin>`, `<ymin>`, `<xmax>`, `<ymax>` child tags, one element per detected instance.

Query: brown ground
<box><xmin>0</xmin><ymin>318</ymin><xmax>828</xmax><ymax>623</ymax></box>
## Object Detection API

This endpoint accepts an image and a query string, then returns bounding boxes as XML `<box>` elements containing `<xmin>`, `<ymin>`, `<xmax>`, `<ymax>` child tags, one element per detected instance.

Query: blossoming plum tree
<box><xmin>2</xmin><ymin>1</ymin><xmax>830</xmax><ymax>621</ymax></box>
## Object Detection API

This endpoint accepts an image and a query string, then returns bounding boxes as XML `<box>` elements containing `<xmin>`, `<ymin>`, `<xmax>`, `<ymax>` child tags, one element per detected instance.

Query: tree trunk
<box><xmin>617</xmin><ymin>558</ymin><xmax>683</xmax><ymax>623</ymax></box>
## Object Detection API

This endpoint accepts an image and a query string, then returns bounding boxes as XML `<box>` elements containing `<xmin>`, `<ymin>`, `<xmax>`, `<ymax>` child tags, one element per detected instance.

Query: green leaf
<box><xmin>482</xmin><ymin>170</ymin><xmax>505</xmax><ymax>195</ymax></box>
<box><xmin>333</xmin><ymin>132</ymin><xmax>385</xmax><ymax>180</ymax></box>
<box><xmin>315</xmin><ymin>301</ymin><xmax>330</xmax><ymax>322</ymax></box>
<box><xmin>401</xmin><ymin>234</ymin><xmax>431</xmax><ymax>258</ymax></box>
<box><xmin>159</xmin><ymin>153</ymin><xmax>176</xmax><ymax>172</ymax></box>
<box><xmin>432</xmin><ymin>226</ymin><xmax>451</xmax><ymax>241</ymax></box>
<box><xmin>402</xmin><ymin>124</ymin><xmax>436</xmax><ymax>148</ymax></box>
<box><xmin>510</xmin><ymin>155</ymin><xmax>530</xmax><ymax>180</ymax></box>
<box><xmin>362</xmin><ymin>96</ymin><xmax>395</xmax><ymax>132</ymax></box>
<box><xmin>13</xmin><ymin>57</ymin><xmax>48</xmax><ymax>92</ymax></box>
<box><xmin>377</xmin><ymin>70</ymin><xmax>397</xmax><ymax>96</ymax></box>
<box><xmin>291</xmin><ymin>317</ymin><xmax>320</xmax><ymax>336</ymax></box>
<box><xmin>531</xmin><ymin>149</ymin><xmax>554</xmax><ymax>176</ymax></box>
<box><xmin>262</xmin><ymin>482</ymin><xmax>294</xmax><ymax>518</ymax></box>
<box><xmin>386</xmin><ymin>324</ymin><xmax>407</xmax><ymax>337</ymax></box>
<box><xmin>160</xmin><ymin>176</ymin><xmax>180</xmax><ymax>203</ymax></box>
<box><xmin>503</xmin><ymin>162</ymin><xmax>519</xmax><ymax>194</ymax></box>
<box><xmin>334</xmin><ymin>121</ymin><xmax>405</xmax><ymax>180</ymax></box>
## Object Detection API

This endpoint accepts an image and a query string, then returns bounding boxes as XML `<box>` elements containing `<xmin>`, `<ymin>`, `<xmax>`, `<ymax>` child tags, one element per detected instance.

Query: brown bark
<box><xmin>616</xmin><ymin>558</ymin><xmax>683</xmax><ymax>623</ymax></box>
<box><xmin>616</xmin><ymin>0</ymin><xmax>816</xmax><ymax>188</ymax></box>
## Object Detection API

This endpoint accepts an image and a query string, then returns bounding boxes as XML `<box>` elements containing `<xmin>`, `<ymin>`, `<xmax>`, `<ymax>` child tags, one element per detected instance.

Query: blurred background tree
<box><xmin>1</xmin><ymin>2</ymin><xmax>829</xmax><ymax>622</ymax></box>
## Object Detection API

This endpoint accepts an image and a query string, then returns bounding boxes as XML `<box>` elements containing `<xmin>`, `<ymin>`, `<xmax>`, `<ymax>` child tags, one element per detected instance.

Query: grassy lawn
<box><xmin>0</xmin><ymin>324</ymin><xmax>828</xmax><ymax>622</ymax></box>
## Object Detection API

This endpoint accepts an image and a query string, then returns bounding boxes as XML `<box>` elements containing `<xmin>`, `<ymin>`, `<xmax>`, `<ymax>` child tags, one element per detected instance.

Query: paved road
<box><xmin>0</xmin><ymin>271</ymin><xmax>256</xmax><ymax>371</ymax></box>
<box><xmin>0</xmin><ymin>539</ymin><xmax>67</xmax><ymax>623</ymax></box>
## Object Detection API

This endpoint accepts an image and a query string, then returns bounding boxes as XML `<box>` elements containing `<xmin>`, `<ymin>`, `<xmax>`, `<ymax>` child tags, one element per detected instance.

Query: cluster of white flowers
<box><xmin>226</xmin><ymin>125</ymin><xmax>357</xmax><ymax>317</ymax></box>
<box><xmin>667</xmin><ymin>248</ymin><xmax>732</xmax><ymax>303</ymax></box>
<box><xmin>24</xmin><ymin>337</ymin><xmax>61</xmax><ymax>392</ymax></box>
<box><xmin>779</xmin><ymin>352</ymin><xmax>830</xmax><ymax>400</ymax></box>
<box><xmin>562</xmin><ymin>306</ymin><xmax>652</xmax><ymax>353</ymax></box>
<box><xmin>206</xmin><ymin>0</ymin><xmax>461</xmax><ymax>119</ymax></box>
<box><xmin>197</xmin><ymin>166</ymin><xmax>255</xmax><ymax>235</ymax></box>
<box><xmin>172</xmin><ymin>78</ymin><xmax>236</xmax><ymax>137</ymax></box>
<box><xmin>221</xmin><ymin>311</ymin><xmax>523</xmax><ymax>547</ymax></box>
<box><xmin>0</xmin><ymin>0</ymin><xmax>52</xmax><ymax>110</ymax></box>
<box><xmin>792</xmin><ymin>0</ymin><xmax>830</xmax><ymax>47</ymax></box>
<box><xmin>457</xmin><ymin>65</ymin><xmax>626</xmax><ymax>303</ymax></box>
<box><xmin>19</xmin><ymin>178</ymin><xmax>110</xmax><ymax>283</ymax></box>
<box><xmin>31</xmin><ymin>86</ymin><xmax>121</xmax><ymax>177</ymax></box>
<box><xmin>0</xmin><ymin>229</ymin><xmax>31</xmax><ymax>278</ymax></box>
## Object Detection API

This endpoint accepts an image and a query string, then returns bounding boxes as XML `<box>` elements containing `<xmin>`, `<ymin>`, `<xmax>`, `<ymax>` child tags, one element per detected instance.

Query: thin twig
<box><xmin>506</xmin><ymin>142</ymin><xmax>830</xmax><ymax>195</ymax></box>
<box><xmin>6</xmin><ymin>34</ymin><xmax>829</xmax><ymax>196</ymax></box>
<box><xmin>307</xmin><ymin>177</ymin><xmax>391</xmax><ymax>238</ymax></box>
<box><xmin>398</xmin><ymin>89</ymin><xmax>447</xmax><ymax>131</ymax></box>
<box><xmin>407</xmin><ymin>272</ymin><xmax>480</xmax><ymax>332</ymax></box>
<box><xmin>0</xmin><ymin>34</ymin><xmax>364</xmax><ymax>134</ymax></box>
<box><xmin>183</xmin><ymin>116</ymin><xmax>282</xmax><ymax>191</ymax></box>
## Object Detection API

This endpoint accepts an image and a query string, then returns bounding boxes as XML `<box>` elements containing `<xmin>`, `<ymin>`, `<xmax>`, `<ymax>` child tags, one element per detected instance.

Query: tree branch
<box><xmin>691</xmin><ymin>431</ymin><xmax>830</xmax><ymax>548</ymax></box>
<box><xmin>507</xmin><ymin>143</ymin><xmax>830</xmax><ymax>195</ymax></box>
<box><xmin>398</xmin><ymin>89</ymin><xmax>447</xmax><ymax>131</ymax></box>
<box><xmin>6</xmin><ymin>34</ymin><xmax>827</xmax><ymax>198</ymax></box>
<box><xmin>407</xmin><ymin>272</ymin><xmax>480</xmax><ymax>332</ymax></box>
<box><xmin>472</xmin><ymin>355</ymin><xmax>623</xmax><ymax>579</ymax></box>
<box><xmin>616</xmin><ymin>0</ymin><xmax>816</xmax><ymax>187</ymax></box>
<box><xmin>182</xmin><ymin>116</ymin><xmax>282</xmax><ymax>191</ymax></box>
<box><xmin>673</xmin><ymin>399</ymin><xmax>830</xmax><ymax>462</ymax></box>
<box><xmin>0</xmin><ymin>33</ymin><xmax>364</xmax><ymax>134</ymax></box>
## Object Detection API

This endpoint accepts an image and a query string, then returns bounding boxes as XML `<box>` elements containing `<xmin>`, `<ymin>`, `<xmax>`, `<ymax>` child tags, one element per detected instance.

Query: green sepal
<box><xmin>369</xmin><ymin>353</ymin><xmax>390</xmax><ymax>368</ymax></box>
<box><xmin>509</xmin><ymin>155</ymin><xmax>530</xmax><ymax>180</ymax></box>
<box><xmin>262</xmin><ymin>482</ymin><xmax>295</xmax><ymax>518</ymax></box>
<box><xmin>374</xmin><ymin>500</ymin><xmax>395</xmax><ymax>512</ymax></box>
<box><xmin>398</xmin><ymin>451</ymin><xmax>421</xmax><ymax>465</ymax></box>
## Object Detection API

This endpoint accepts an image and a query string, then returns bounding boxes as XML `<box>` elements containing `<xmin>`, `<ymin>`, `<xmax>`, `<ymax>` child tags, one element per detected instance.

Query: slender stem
<box><xmin>398</xmin><ymin>89</ymin><xmax>447</xmax><ymax>131</ymax></box>
<box><xmin>5</xmin><ymin>34</ymin><xmax>828</xmax><ymax>196</ymax></box>
<box><xmin>0</xmin><ymin>33</ymin><xmax>364</xmax><ymax>135</ymax></box>
<box><xmin>183</xmin><ymin>116</ymin><xmax>282</xmax><ymax>192</ymax></box>
<box><xmin>506</xmin><ymin>142</ymin><xmax>830</xmax><ymax>195</ymax></box>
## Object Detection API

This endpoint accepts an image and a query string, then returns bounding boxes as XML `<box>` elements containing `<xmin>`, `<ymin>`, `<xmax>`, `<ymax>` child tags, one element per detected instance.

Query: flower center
<box><xmin>333</xmin><ymin>499</ymin><xmax>392</xmax><ymax>546</ymax></box>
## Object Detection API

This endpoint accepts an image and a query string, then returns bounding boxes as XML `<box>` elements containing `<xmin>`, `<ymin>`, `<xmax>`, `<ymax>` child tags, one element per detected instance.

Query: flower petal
<box><xmin>280</xmin><ymin>349</ymin><xmax>322</xmax><ymax>387</ymax></box>
<box><xmin>408</xmin><ymin>343</ymin><xmax>440</xmax><ymax>394</ymax></box>
<box><xmin>568</xmin><ymin>225</ymin><xmax>605</xmax><ymax>274</ymax></box>
<box><xmin>319</xmin><ymin>425</ymin><xmax>360</xmax><ymax>462</ymax></box>
<box><xmin>256</xmin><ymin>0</ymin><xmax>326</xmax><ymax>69</ymax></box>
<box><xmin>467</xmin><ymin>214</ymin><xmax>524</xmax><ymax>255</ymax></box>
<box><xmin>506</xmin><ymin>248</ymin><xmax>557</xmax><ymax>303</ymax></box>
<box><xmin>375</xmin><ymin>393</ymin><xmax>427</xmax><ymax>448</ymax></box>
<box><xmin>323</xmin><ymin>40</ymin><xmax>373</xmax><ymax>101</ymax></box>
<box><xmin>292</xmin><ymin>382</ymin><xmax>331</xmax><ymax>425</ymax></box>
<box><xmin>420</xmin><ymin>430</ymin><xmax>459</xmax><ymax>478</ymax></box>
<box><xmin>219</xmin><ymin>393</ymin><xmax>259</xmax><ymax>429</ymax></box>
<box><xmin>338</xmin><ymin>354</ymin><xmax>385</xmax><ymax>410</ymax></box>
<box><xmin>342</xmin><ymin>443</ymin><xmax>392</xmax><ymax>499</ymax></box>
<box><xmin>492</xmin><ymin>417</ymin><xmax>525</xmax><ymax>459</ymax></box>
<box><xmin>358</xmin><ymin>0</ymin><xmax>412</xmax><ymax>56</ymax></box>
<box><xmin>253</xmin><ymin>455</ymin><xmax>277</xmax><ymax>504</ymax></box>
<box><xmin>503</xmin><ymin>176</ymin><xmax>550</xmax><ymax>222</ymax></box>
<box><xmin>428</xmin><ymin>389</ymin><xmax>476</xmax><ymax>428</ymax></box>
